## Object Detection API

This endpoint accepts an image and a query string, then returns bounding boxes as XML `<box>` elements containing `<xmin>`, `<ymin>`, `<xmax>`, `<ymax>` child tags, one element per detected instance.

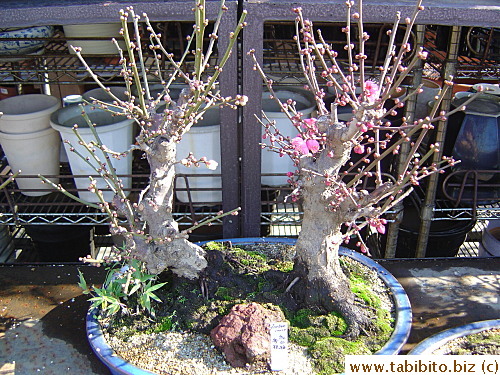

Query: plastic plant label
<box><xmin>270</xmin><ymin>321</ymin><xmax>289</xmax><ymax>371</ymax></box>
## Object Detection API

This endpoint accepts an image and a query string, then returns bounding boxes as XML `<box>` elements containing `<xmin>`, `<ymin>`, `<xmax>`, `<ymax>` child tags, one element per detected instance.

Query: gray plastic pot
<box><xmin>86</xmin><ymin>237</ymin><xmax>412</xmax><ymax>374</ymax></box>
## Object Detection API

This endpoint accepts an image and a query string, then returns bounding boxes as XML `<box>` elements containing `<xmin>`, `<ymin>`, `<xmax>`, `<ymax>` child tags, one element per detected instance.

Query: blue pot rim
<box><xmin>408</xmin><ymin>319</ymin><xmax>500</xmax><ymax>355</ymax></box>
<box><xmin>87</xmin><ymin>237</ymin><xmax>412</xmax><ymax>374</ymax></box>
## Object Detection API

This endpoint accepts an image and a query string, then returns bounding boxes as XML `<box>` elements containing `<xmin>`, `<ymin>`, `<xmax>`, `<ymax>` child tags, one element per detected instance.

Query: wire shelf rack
<box><xmin>0</xmin><ymin>22</ymin><xmax>218</xmax><ymax>86</ymax></box>
<box><xmin>424</xmin><ymin>25</ymin><xmax>500</xmax><ymax>81</ymax></box>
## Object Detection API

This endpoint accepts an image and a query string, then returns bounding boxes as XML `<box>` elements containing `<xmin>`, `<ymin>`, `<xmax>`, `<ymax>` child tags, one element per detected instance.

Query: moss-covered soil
<box><xmin>108</xmin><ymin>241</ymin><xmax>395</xmax><ymax>374</ymax></box>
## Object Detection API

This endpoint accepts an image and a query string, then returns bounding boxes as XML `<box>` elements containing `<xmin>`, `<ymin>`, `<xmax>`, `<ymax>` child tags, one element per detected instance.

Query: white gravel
<box><xmin>105</xmin><ymin>330</ymin><xmax>315</xmax><ymax>375</ymax></box>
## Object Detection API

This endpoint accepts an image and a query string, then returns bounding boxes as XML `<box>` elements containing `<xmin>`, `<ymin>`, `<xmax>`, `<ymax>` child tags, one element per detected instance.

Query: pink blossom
<box><xmin>303</xmin><ymin>118</ymin><xmax>317</xmax><ymax>127</ymax></box>
<box><xmin>364</xmin><ymin>80</ymin><xmax>379</xmax><ymax>103</ymax></box>
<box><xmin>292</xmin><ymin>136</ymin><xmax>309</xmax><ymax>155</ymax></box>
<box><xmin>353</xmin><ymin>144</ymin><xmax>365</xmax><ymax>154</ymax></box>
<box><xmin>306</xmin><ymin>139</ymin><xmax>320</xmax><ymax>153</ymax></box>
<box><xmin>376</xmin><ymin>223</ymin><xmax>386</xmax><ymax>234</ymax></box>
<box><xmin>369</xmin><ymin>218</ymin><xmax>387</xmax><ymax>234</ymax></box>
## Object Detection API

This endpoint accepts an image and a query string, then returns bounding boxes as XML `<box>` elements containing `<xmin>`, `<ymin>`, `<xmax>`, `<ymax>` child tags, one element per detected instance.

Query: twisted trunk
<box><xmin>291</xmin><ymin>146</ymin><xmax>373</xmax><ymax>337</ymax></box>
<box><xmin>131</xmin><ymin>135</ymin><xmax>207</xmax><ymax>279</ymax></box>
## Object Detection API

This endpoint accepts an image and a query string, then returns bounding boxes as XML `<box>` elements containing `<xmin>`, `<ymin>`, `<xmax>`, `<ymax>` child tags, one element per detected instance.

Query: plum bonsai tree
<box><xmin>79</xmin><ymin>3</ymin><xmax>246</xmax><ymax>278</ymax></box>
<box><xmin>250</xmin><ymin>0</ymin><xmax>479</xmax><ymax>337</ymax></box>
<box><xmin>41</xmin><ymin>1</ymin><xmax>247</xmax><ymax>319</ymax></box>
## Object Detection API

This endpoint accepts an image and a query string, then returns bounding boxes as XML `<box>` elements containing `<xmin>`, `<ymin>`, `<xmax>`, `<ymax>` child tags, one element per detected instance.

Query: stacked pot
<box><xmin>0</xmin><ymin>94</ymin><xmax>61</xmax><ymax>196</ymax></box>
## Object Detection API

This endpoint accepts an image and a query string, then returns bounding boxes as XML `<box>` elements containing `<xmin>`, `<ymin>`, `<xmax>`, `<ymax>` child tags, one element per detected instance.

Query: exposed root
<box><xmin>290</xmin><ymin>262</ymin><xmax>379</xmax><ymax>340</ymax></box>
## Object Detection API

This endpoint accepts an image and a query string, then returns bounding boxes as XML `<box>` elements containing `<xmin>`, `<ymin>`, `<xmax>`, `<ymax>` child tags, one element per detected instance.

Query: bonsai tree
<box><xmin>42</xmin><ymin>0</ymin><xmax>247</xmax><ymax>315</ymax></box>
<box><xmin>250</xmin><ymin>0</ymin><xmax>479</xmax><ymax>337</ymax></box>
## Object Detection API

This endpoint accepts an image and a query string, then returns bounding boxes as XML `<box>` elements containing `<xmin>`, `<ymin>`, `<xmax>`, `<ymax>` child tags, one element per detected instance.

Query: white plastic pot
<box><xmin>0</xmin><ymin>127</ymin><xmax>60</xmax><ymax>196</ymax></box>
<box><xmin>63</xmin><ymin>23</ymin><xmax>125</xmax><ymax>55</ymax></box>
<box><xmin>261</xmin><ymin>88</ymin><xmax>316</xmax><ymax>186</ymax></box>
<box><xmin>83</xmin><ymin>87</ymin><xmax>129</xmax><ymax>104</ymax></box>
<box><xmin>175</xmin><ymin>107</ymin><xmax>221</xmax><ymax>205</ymax></box>
<box><xmin>478</xmin><ymin>220</ymin><xmax>500</xmax><ymax>257</ymax></box>
<box><xmin>50</xmin><ymin>104</ymin><xmax>134</xmax><ymax>202</ymax></box>
<box><xmin>0</xmin><ymin>94</ymin><xmax>60</xmax><ymax>134</ymax></box>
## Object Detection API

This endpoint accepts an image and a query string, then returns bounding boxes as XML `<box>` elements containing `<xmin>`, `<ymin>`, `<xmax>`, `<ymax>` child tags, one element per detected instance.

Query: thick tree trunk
<box><xmin>131</xmin><ymin>135</ymin><xmax>207</xmax><ymax>279</ymax></box>
<box><xmin>291</xmin><ymin>152</ymin><xmax>373</xmax><ymax>337</ymax></box>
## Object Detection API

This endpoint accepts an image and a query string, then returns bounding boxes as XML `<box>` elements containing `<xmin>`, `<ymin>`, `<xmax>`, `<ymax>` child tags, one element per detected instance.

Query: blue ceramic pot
<box><xmin>0</xmin><ymin>26</ymin><xmax>54</xmax><ymax>55</ymax></box>
<box><xmin>408</xmin><ymin>319</ymin><xmax>500</xmax><ymax>355</ymax></box>
<box><xmin>86</xmin><ymin>237</ymin><xmax>412</xmax><ymax>374</ymax></box>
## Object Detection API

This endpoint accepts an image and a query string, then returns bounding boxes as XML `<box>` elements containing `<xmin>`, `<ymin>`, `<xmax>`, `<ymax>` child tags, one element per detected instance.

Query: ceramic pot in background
<box><xmin>414</xmin><ymin>78</ymin><xmax>440</xmax><ymax>120</ymax></box>
<box><xmin>63</xmin><ymin>23</ymin><xmax>124</xmax><ymax>55</ymax></box>
<box><xmin>478</xmin><ymin>220</ymin><xmax>500</xmax><ymax>257</ymax></box>
<box><xmin>0</xmin><ymin>26</ymin><xmax>54</xmax><ymax>56</ymax></box>
<box><xmin>174</xmin><ymin>107</ymin><xmax>222</xmax><ymax>205</ymax></box>
<box><xmin>0</xmin><ymin>94</ymin><xmax>61</xmax><ymax>196</ymax></box>
<box><xmin>83</xmin><ymin>87</ymin><xmax>129</xmax><ymax>104</ymax></box>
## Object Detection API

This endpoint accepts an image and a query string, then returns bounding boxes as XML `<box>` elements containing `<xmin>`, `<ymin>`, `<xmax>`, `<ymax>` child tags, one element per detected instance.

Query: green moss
<box><xmin>204</xmin><ymin>241</ymin><xmax>225</xmax><ymax>251</ymax></box>
<box><xmin>290</xmin><ymin>326</ymin><xmax>317</xmax><ymax>347</ymax></box>
<box><xmin>466</xmin><ymin>331</ymin><xmax>500</xmax><ymax>345</ymax></box>
<box><xmin>351</xmin><ymin>283</ymin><xmax>381</xmax><ymax>308</ymax></box>
<box><xmin>230</xmin><ymin>247</ymin><xmax>270</xmax><ymax>272</ymax></box>
<box><xmin>290</xmin><ymin>308</ymin><xmax>316</xmax><ymax>328</ymax></box>
<box><xmin>273</xmin><ymin>260</ymin><xmax>294</xmax><ymax>272</ymax></box>
<box><xmin>310</xmin><ymin>337</ymin><xmax>371</xmax><ymax>374</ymax></box>
<box><xmin>283</xmin><ymin>257</ymin><xmax>395</xmax><ymax>374</ymax></box>
<box><xmin>443</xmin><ymin>330</ymin><xmax>500</xmax><ymax>355</ymax></box>
<box><xmin>151</xmin><ymin>315</ymin><xmax>177</xmax><ymax>333</ymax></box>
<box><xmin>323</xmin><ymin>312</ymin><xmax>348</xmax><ymax>336</ymax></box>
<box><xmin>215</xmin><ymin>287</ymin><xmax>235</xmax><ymax>301</ymax></box>
<box><xmin>288</xmin><ymin>310</ymin><xmax>348</xmax><ymax>352</ymax></box>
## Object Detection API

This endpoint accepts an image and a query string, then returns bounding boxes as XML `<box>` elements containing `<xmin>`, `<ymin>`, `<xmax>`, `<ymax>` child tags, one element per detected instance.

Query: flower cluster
<box><xmin>368</xmin><ymin>218</ymin><xmax>387</xmax><ymax>234</ymax></box>
<box><xmin>291</xmin><ymin>117</ymin><xmax>321</xmax><ymax>155</ymax></box>
<box><xmin>180</xmin><ymin>152</ymin><xmax>219</xmax><ymax>170</ymax></box>
<box><xmin>291</xmin><ymin>136</ymin><xmax>320</xmax><ymax>155</ymax></box>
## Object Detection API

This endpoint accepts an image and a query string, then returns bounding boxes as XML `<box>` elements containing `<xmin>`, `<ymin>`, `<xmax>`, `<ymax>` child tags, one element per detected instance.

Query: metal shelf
<box><xmin>0</xmin><ymin>2</ymin><xmax>498</xmax><ymax>249</ymax></box>
<box><xmin>424</xmin><ymin>25</ymin><xmax>500</xmax><ymax>82</ymax></box>
<box><xmin>0</xmin><ymin>23</ymin><xmax>217</xmax><ymax>86</ymax></box>
<box><xmin>0</xmin><ymin>155</ymin><xmax>225</xmax><ymax>227</ymax></box>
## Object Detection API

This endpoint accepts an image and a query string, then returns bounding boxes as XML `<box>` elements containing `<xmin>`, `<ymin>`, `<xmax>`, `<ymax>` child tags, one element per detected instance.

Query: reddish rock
<box><xmin>210</xmin><ymin>302</ymin><xmax>286</xmax><ymax>368</ymax></box>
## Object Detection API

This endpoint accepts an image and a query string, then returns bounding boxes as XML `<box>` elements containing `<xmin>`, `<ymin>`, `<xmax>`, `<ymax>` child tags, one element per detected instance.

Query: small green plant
<box><xmin>151</xmin><ymin>312</ymin><xmax>179</xmax><ymax>333</ymax></box>
<box><xmin>214</xmin><ymin>286</ymin><xmax>235</xmax><ymax>301</ymax></box>
<box><xmin>78</xmin><ymin>258</ymin><xmax>166</xmax><ymax>321</ymax></box>
<box><xmin>177</xmin><ymin>295</ymin><xmax>188</xmax><ymax>304</ymax></box>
